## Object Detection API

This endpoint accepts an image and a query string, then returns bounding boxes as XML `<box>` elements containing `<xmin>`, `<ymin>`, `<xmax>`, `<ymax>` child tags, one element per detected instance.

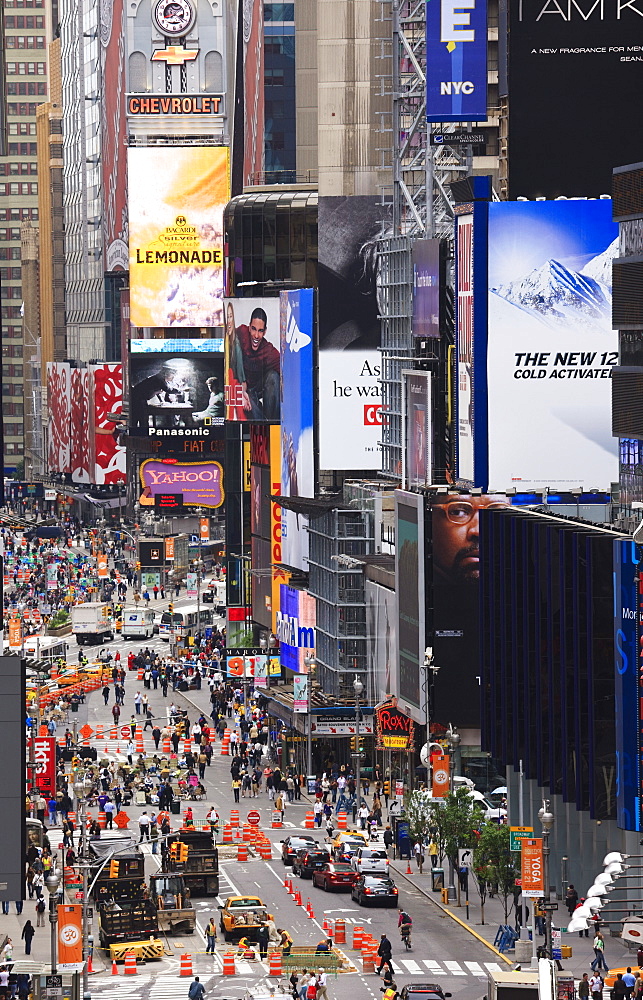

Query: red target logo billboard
<box><xmin>364</xmin><ymin>404</ymin><xmax>383</xmax><ymax>426</ymax></box>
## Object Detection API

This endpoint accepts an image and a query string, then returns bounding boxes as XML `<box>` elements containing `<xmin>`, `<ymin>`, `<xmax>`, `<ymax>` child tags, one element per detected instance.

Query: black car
<box><xmin>351</xmin><ymin>874</ymin><xmax>399</xmax><ymax>906</ymax></box>
<box><xmin>292</xmin><ymin>848</ymin><xmax>331</xmax><ymax>878</ymax></box>
<box><xmin>280</xmin><ymin>835</ymin><xmax>318</xmax><ymax>865</ymax></box>
<box><xmin>400</xmin><ymin>986</ymin><xmax>451</xmax><ymax>1000</ymax></box>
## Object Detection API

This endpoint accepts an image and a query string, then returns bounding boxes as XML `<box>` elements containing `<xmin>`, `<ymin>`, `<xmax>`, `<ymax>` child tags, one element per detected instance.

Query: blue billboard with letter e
<box><xmin>425</xmin><ymin>0</ymin><xmax>487</xmax><ymax>122</ymax></box>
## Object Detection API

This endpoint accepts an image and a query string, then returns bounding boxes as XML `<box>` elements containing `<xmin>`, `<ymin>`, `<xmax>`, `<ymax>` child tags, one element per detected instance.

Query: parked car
<box><xmin>312</xmin><ymin>862</ymin><xmax>357</xmax><ymax>892</ymax></box>
<box><xmin>350</xmin><ymin>846</ymin><xmax>389</xmax><ymax>875</ymax></box>
<box><xmin>292</xmin><ymin>848</ymin><xmax>330</xmax><ymax>879</ymax></box>
<box><xmin>281</xmin><ymin>835</ymin><xmax>318</xmax><ymax>865</ymax></box>
<box><xmin>351</xmin><ymin>874</ymin><xmax>398</xmax><ymax>907</ymax></box>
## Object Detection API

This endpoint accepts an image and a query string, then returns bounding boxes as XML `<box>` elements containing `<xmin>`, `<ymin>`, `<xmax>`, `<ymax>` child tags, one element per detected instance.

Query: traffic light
<box><xmin>109</xmin><ymin>860</ymin><xmax>120</xmax><ymax>878</ymax></box>
<box><xmin>350</xmin><ymin>737</ymin><xmax>357</xmax><ymax>752</ymax></box>
<box><xmin>168</xmin><ymin>603</ymin><xmax>174</xmax><ymax>613</ymax></box>
<box><xmin>179</xmin><ymin>843</ymin><xmax>189</xmax><ymax>863</ymax></box>
<box><xmin>136</xmin><ymin>561</ymin><xmax>141</xmax><ymax>571</ymax></box>
<box><xmin>383</xmin><ymin>779</ymin><xmax>391</xmax><ymax>796</ymax></box>
<box><xmin>170</xmin><ymin>843</ymin><xmax>179</xmax><ymax>861</ymax></box>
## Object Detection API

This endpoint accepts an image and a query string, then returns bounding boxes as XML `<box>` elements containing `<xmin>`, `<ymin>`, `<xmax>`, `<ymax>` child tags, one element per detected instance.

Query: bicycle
<box><xmin>400</xmin><ymin>925</ymin><xmax>412</xmax><ymax>951</ymax></box>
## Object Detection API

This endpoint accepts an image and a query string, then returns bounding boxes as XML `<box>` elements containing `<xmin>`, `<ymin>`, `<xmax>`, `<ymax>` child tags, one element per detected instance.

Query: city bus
<box><xmin>159</xmin><ymin>604</ymin><xmax>213</xmax><ymax>641</ymax></box>
<box><xmin>23</xmin><ymin>635</ymin><xmax>69</xmax><ymax>662</ymax></box>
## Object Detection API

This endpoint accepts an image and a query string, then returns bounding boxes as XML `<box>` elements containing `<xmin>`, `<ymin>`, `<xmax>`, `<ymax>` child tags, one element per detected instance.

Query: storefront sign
<box><xmin>310</xmin><ymin>716</ymin><xmax>375</xmax><ymax>736</ymax></box>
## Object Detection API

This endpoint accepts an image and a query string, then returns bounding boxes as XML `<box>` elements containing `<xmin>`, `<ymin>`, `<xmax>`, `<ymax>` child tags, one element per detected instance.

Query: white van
<box><xmin>121</xmin><ymin>608</ymin><xmax>155</xmax><ymax>640</ymax></box>
<box><xmin>350</xmin><ymin>847</ymin><xmax>390</xmax><ymax>875</ymax></box>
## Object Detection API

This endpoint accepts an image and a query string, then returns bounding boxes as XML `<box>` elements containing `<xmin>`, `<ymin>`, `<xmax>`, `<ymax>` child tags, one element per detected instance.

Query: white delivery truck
<box><xmin>121</xmin><ymin>608</ymin><xmax>155</xmax><ymax>640</ymax></box>
<box><xmin>71</xmin><ymin>603</ymin><xmax>115</xmax><ymax>645</ymax></box>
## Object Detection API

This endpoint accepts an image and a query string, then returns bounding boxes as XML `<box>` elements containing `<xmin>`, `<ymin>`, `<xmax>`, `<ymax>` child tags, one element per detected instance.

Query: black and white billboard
<box><xmin>507</xmin><ymin>1</ymin><xmax>643</xmax><ymax>199</ymax></box>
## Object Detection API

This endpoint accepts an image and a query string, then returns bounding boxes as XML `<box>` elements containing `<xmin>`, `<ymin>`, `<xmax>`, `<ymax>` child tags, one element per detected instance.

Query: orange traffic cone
<box><xmin>87</xmin><ymin>953</ymin><xmax>93</xmax><ymax>974</ymax></box>
<box><xmin>111</xmin><ymin>959</ymin><xmax>119</xmax><ymax>976</ymax></box>
<box><xmin>406</xmin><ymin>861</ymin><xmax>413</xmax><ymax>874</ymax></box>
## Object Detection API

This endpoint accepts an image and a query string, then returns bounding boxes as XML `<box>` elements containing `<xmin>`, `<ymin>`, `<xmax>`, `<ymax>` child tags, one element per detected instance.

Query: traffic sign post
<box><xmin>510</xmin><ymin>826</ymin><xmax>534</xmax><ymax>852</ymax></box>
<box><xmin>247</xmin><ymin>810</ymin><xmax>260</xmax><ymax>826</ymax></box>
<box><xmin>458</xmin><ymin>848</ymin><xmax>473</xmax><ymax>868</ymax></box>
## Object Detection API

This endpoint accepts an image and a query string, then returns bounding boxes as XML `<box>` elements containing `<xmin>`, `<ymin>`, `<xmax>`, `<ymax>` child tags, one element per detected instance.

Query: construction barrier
<box><xmin>124</xmin><ymin>952</ymin><xmax>137</xmax><ymax>975</ymax></box>
<box><xmin>269</xmin><ymin>952</ymin><xmax>282</xmax><ymax>977</ymax></box>
<box><xmin>222</xmin><ymin>824</ymin><xmax>233</xmax><ymax>844</ymax></box>
<box><xmin>362</xmin><ymin>949</ymin><xmax>375</xmax><ymax>974</ymax></box>
<box><xmin>304</xmin><ymin>811</ymin><xmax>315</xmax><ymax>829</ymax></box>
<box><xmin>95</xmin><ymin>724</ymin><xmax>104</xmax><ymax>740</ymax></box>
<box><xmin>230</xmin><ymin>810</ymin><xmax>240</xmax><ymax>827</ymax></box>
<box><xmin>98</xmin><ymin>811</ymin><xmax>107</xmax><ymax>830</ymax></box>
<box><xmin>336</xmin><ymin>813</ymin><xmax>348</xmax><ymax>831</ymax></box>
<box><xmin>271</xmin><ymin>811</ymin><xmax>282</xmax><ymax>829</ymax></box>
<box><xmin>179</xmin><ymin>954</ymin><xmax>193</xmax><ymax>977</ymax></box>
<box><xmin>334</xmin><ymin>919</ymin><xmax>346</xmax><ymax>944</ymax></box>
<box><xmin>237</xmin><ymin>844</ymin><xmax>248</xmax><ymax>862</ymax></box>
<box><xmin>242</xmin><ymin>825</ymin><xmax>253</xmax><ymax>843</ymax></box>
<box><xmin>222</xmin><ymin>952</ymin><xmax>236</xmax><ymax>975</ymax></box>
<box><xmin>352</xmin><ymin>925</ymin><xmax>363</xmax><ymax>950</ymax></box>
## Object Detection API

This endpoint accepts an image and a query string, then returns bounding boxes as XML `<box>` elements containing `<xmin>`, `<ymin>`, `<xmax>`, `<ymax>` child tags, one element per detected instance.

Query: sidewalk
<box><xmin>389</xmin><ymin>861</ymin><xmax>638</xmax><ymax>982</ymax></box>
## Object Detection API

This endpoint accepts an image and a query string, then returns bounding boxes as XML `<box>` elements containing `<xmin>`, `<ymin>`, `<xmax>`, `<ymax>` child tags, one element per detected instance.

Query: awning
<box><xmin>270</xmin><ymin>494</ymin><xmax>343</xmax><ymax>519</ymax></box>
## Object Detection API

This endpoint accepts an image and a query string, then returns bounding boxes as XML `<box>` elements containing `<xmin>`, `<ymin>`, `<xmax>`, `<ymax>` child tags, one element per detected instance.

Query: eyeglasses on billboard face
<box><xmin>435</xmin><ymin>500</ymin><xmax>508</xmax><ymax>525</ymax></box>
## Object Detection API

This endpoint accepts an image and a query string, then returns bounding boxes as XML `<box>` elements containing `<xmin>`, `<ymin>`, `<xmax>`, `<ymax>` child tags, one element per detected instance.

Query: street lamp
<box><xmin>73</xmin><ymin>776</ymin><xmax>92</xmax><ymax>996</ymax></box>
<box><xmin>445</xmin><ymin>725</ymin><xmax>461</xmax><ymax>902</ymax></box>
<box><xmin>446</xmin><ymin>724</ymin><xmax>461</xmax><ymax>786</ymax></box>
<box><xmin>538</xmin><ymin>799</ymin><xmax>555</xmax><ymax>960</ymax></box>
<box><xmin>353</xmin><ymin>676</ymin><xmax>364</xmax><ymax>816</ymax></box>
<box><xmin>45</xmin><ymin>871</ymin><xmax>61</xmax><ymax>975</ymax></box>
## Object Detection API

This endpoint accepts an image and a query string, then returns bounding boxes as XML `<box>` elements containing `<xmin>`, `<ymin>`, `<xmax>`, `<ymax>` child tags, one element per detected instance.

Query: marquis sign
<box><xmin>139</xmin><ymin>459</ymin><xmax>224</xmax><ymax>509</ymax></box>
<box><xmin>375</xmin><ymin>696</ymin><xmax>415</xmax><ymax>751</ymax></box>
<box><xmin>127</xmin><ymin>94</ymin><xmax>223</xmax><ymax>116</ymax></box>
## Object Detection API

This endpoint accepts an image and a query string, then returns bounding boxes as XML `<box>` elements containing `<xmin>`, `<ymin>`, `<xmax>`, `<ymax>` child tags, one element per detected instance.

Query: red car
<box><xmin>312</xmin><ymin>862</ymin><xmax>358</xmax><ymax>892</ymax></box>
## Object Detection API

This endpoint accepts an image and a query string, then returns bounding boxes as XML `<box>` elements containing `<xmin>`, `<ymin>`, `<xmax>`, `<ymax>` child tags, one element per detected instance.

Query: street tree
<box><xmin>427</xmin><ymin>787</ymin><xmax>485</xmax><ymax>888</ymax></box>
<box><xmin>406</xmin><ymin>790</ymin><xmax>435</xmax><ymax>844</ymax></box>
<box><xmin>472</xmin><ymin>822</ymin><xmax>517</xmax><ymax>923</ymax></box>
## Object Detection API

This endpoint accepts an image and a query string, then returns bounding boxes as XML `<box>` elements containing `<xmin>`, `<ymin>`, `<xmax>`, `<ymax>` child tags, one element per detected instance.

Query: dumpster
<box><xmin>431</xmin><ymin>868</ymin><xmax>445</xmax><ymax>891</ymax></box>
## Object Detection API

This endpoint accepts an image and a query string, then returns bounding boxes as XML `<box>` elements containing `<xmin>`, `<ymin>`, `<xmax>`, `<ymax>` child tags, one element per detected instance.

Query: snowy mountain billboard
<box><xmin>457</xmin><ymin>200</ymin><xmax>620</xmax><ymax>491</ymax></box>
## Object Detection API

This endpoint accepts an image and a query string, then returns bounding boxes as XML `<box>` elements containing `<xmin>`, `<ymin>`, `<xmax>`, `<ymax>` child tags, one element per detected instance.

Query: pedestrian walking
<box><xmin>566</xmin><ymin>884</ymin><xmax>579</xmax><ymax>916</ymax></box>
<box><xmin>591</xmin><ymin>931</ymin><xmax>609</xmax><ymax>973</ymax></box>
<box><xmin>205</xmin><ymin>918</ymin><xmax>217</xmax><ymax>955</ymax></box>
<box><xmin>35</xmin><ymin>897</ymin><xmax>45</xmax><ymax>926</ymax></box>
<box><xmin>102</xmin><ymin>684</ymin><xmax>110</xmax><ymax>705</ymax></box>
<box><xmin>138</xmin><ymin>811</ymin><xmax>151</xmax><ymax>842</ymax></box>
<box><xmin>316</xmin><ymin>970</ymin><xmax>329</xmax><ymax>1000</ymax></box>
<box><xmin>376</xmin><ymin>934</ymin><xmax>393</xmax><ymax>976</ymax></box>
<box><xmin>578</xmin><ymin>974</ymin><xmax>590</xmax><ymax>1000</ymax></box>
<box><xmin>21</xmin><ymin>921</ymin><xmax>34</xmax><ymax>955</ymax></box>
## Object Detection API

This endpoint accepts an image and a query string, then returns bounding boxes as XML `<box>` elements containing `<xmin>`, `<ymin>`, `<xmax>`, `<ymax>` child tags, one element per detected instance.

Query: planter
<box><xmin>47</xmin><ymin>624</ymin><xmax>72</xmax><ymax>637</ymax></box>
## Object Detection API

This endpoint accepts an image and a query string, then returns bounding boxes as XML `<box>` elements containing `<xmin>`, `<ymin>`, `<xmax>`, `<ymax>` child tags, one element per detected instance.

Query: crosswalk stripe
<box><xmin>485</xmin><ymin>962</ymin><xmax>503</xmax><ymax>972</ymax></box>
<box><xmin>400</xmin><ymin>960</ymin><xmax>423</xmax><ymax>974</ymax></box>
<box><xmin>444</xmin><ymin>961</ymin><xmax>467</xmax><ymax>975</ymax></box>
<box><xmin>465</xmin><ymin>962</ymin><xmax>485</xmax><ymax>975</ymax></box>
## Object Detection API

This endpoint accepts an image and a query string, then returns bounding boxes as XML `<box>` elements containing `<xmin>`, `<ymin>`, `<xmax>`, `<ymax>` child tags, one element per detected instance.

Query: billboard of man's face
<box><xmin>432</xmin><ymin>496</ymin><xmax>509</xmax><ymax>584</ymax></box>
<box><xmin>431</xmin><ymin>493</ymin><xmax>509</xmax><ymax>728</ymax></box>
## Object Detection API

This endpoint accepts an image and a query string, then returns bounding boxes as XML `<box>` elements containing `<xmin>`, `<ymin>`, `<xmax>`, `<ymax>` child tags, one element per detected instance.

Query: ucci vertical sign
<box><xmin>521</xmin><ymin>838</ymin><xmax>544</xmax><ymax>898</ymax></box>
<box><xmin>426</xmin><ymin>0</ymin><xmax>487</xmax><ymax>122</ymax></box>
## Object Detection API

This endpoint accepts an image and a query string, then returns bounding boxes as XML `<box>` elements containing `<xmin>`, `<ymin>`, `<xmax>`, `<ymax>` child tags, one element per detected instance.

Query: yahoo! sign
<box><xmin>139</xmin><ymin>458</ymin><xmax>224</xmax><ymax>509</ymax></box>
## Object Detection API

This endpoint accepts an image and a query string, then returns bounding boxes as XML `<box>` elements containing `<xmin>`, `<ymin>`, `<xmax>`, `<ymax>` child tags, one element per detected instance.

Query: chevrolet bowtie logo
<box><xmin>152</xmin><ymin>45</ymin><xmax>199</xmax><ymax>65</ymax></box>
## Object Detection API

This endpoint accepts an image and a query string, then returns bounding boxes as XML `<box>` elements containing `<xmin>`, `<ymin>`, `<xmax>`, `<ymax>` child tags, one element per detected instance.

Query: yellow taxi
<box><xmin>218</xmin><ymin>896</ymin><xmax>274</xmax><ymax>942</ymax></box>
<box><xmin>331</xmin><ymin>829</ymin><xmax>369</xmax><ymax>862</ymax></box>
